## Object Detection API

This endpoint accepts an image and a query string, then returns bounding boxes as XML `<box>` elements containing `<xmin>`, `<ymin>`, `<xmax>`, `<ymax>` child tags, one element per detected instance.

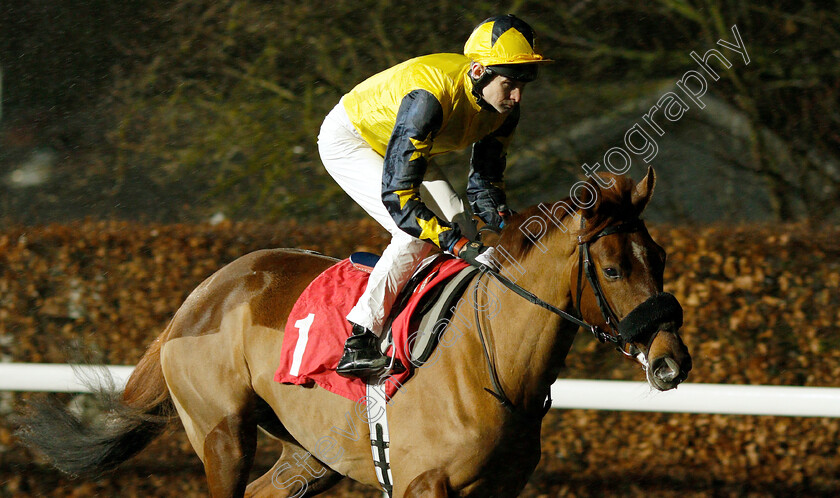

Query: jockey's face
<box><xmin>471</xmin><ymin>64</ymin><xmax>527</xmax><ymax>114</ymax></box>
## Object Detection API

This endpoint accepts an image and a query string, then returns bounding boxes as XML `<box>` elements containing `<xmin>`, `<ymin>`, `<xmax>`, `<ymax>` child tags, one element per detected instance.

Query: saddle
<box><xmin>274</xmin><ymin>252</ymin><xmax>478</xmax><ymax>402</ymax></box>
<box><xmin>350</xmin><ymin>252</ymin><xmax>478</xmax><ymax>366</ymax></box>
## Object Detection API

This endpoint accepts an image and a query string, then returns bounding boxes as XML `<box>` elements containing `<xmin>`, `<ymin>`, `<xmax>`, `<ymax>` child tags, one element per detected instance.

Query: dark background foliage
<box><xmin>1</xmin><ymin>1</ymin><xmax>838</xmax><ymax>223</ymax></box>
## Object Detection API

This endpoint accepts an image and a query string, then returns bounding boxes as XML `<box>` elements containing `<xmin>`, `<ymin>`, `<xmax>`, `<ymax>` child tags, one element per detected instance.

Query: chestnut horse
<box><xmin>19</xmin><ymin>167</ymin><xmax>691</xmax><ymax>497</ymax></box>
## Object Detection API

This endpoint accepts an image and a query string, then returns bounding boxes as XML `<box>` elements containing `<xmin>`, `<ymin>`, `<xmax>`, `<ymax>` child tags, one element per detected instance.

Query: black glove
<box><xmin>457</xmin><ymin>240</ymin><xmax>499</xmax><ymax>269</ymax></box>
<box><xmin>480</xmin><ymin>204</ymin><xmax>516</xmax><ymax>234</ymax></box>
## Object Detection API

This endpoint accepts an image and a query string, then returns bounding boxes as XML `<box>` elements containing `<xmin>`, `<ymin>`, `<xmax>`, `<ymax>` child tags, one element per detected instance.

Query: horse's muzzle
<box><xmin>617</xmin><ymin>292</ymin><xmax>690</xmax><ymax>391</ymax></box>
<box><xmin>645</xmin><ymin>326</ymin><xmax>692</xmax><ymax>391</ymax></box>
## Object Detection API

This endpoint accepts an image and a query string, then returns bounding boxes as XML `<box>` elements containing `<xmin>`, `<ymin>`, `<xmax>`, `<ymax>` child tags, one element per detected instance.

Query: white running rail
<box><xmin>550</xmin><ymin>379</ymin><xmax>840</xmax><ymax>418</ymax></box>
<box><xmin>0</xmin><ymin>363</ymin><xmax>135</xmax><ymax>393</ymax></box>
<box><xmin>2</xmin><ymin>363</ymin><xmax>839</xmax><ymax>418</ymax></box>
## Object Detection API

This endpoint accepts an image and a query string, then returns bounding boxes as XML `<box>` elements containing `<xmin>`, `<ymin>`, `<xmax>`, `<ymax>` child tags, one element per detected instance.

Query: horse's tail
<box><xmin>16</xmin><ymin>333</ymin><xmax>175</xmax><ymax>478</ymax></box>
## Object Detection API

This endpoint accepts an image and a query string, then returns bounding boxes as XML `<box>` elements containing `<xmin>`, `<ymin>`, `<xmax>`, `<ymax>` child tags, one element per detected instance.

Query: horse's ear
<box><xmin>632</xmin><ymin>166</ymin><xmax>656</xmax><ymax>215</ymax></box>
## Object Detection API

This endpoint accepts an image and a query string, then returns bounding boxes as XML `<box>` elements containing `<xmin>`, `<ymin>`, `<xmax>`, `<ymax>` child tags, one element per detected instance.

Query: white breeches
<box><xmin>318</xmin><ymin>99</ymin><xmax>476</xmax><ymax>335</ymax></box>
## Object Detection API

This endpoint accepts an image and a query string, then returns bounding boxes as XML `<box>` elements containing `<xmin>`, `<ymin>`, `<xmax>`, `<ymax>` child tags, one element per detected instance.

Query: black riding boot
<box><xmin>336</xmin><ymin>324</ymin><xmax>389</xmax><ymax>378</ymax></box>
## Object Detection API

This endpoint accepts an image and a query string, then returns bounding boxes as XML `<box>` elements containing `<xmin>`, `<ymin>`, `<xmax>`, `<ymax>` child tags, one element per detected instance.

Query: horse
<box><xmin>18</xmin><ymin>166</ymin><xmax>691</xmax><ymax>497</ymax></box>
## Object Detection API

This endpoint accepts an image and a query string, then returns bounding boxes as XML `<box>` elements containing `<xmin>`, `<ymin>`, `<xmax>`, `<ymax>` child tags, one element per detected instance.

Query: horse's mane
<box><xmin>498</xmin><ymin>173</ymin><xmax>641</xmax><ymax>260</ymax></box>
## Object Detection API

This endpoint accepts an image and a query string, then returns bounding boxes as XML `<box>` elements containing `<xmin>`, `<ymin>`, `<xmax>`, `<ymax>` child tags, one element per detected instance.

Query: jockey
<box><xmin>318</xmin><ymin>14</ymin><xmax>551</xmax><ymax>378</ymax></box>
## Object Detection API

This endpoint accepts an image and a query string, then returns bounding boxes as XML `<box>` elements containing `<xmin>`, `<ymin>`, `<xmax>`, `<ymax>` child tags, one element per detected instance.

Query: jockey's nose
<box><xmin>510</xmin><ymin>87</ymin><xmax>522</xmax><ymax>103</ymax></box>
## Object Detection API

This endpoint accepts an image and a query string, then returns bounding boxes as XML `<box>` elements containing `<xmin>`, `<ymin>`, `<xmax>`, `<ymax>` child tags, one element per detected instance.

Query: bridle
<box><xmin>473</xmin><ymin>216</ymin><xmax>681</xmax><ymax>411</ymax></box>
<box><xmin>575</xmin><ymin>217</ymin><xmax>647</xmax><ymax>359</ymax></box>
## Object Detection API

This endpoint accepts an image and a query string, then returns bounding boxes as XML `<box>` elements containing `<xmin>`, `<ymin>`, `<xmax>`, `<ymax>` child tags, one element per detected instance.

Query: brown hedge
<box><xmin>1</xmin><ymin>220</ymin><xmax>838</xmax><ymax>496</ymax></box>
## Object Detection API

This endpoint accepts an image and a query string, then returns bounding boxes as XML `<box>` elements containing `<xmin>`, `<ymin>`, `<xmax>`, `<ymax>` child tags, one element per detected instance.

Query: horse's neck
<box><xmin>485</xmin><ymin>233</ymin><xmax>579</xmax><ymax>413</ymax></box>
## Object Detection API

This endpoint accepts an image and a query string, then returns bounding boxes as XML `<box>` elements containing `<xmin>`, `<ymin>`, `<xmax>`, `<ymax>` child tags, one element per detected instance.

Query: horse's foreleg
<box><xmin>404</xmin><ymin>469</ymin><xmax>451</xmax><ymax>497</ymax></box>
<box><xmin>245</xmin><ymin>439</ymin><xmax>342</xmax><ymax>498</ymax></box>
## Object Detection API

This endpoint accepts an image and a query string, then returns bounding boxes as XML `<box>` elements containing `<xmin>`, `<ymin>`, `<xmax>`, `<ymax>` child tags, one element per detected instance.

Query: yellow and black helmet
<box><xmin>464</xmin><ymin>14</ymin><xmax>551</xmax><ymax>82</ymax></box>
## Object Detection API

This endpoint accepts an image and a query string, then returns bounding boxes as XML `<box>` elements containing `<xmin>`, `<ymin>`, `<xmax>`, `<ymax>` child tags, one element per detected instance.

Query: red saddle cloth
<box><xmin>273</xmin><ymin>256</ymin><xmax>469</xmax><ymax>403</ymax></box>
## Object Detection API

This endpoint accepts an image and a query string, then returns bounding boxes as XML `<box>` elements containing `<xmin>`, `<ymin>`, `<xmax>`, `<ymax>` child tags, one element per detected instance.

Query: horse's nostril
<box><xmin>654</xmin><ymin>356</ymin><xmax>680</xmax><ymax>383</ymax></box>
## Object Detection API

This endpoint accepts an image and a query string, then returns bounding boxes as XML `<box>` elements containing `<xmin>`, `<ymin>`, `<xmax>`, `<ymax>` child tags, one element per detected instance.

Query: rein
<box><xmin>472</xmin><ymin>217</ymin><xmax>646</xmax><ymax>412</ymax></box>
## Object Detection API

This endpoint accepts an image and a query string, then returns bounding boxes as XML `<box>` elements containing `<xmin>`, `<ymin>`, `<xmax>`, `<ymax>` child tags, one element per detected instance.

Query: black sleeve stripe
<box><xmin>381</xmin><ymin>90</ymin><xmax>462</xmax><ymax>249</ymax></box>
<box><xmin>382</xmin><ymin>89</ymin><xmax>443</xmax><ymax>191</ymax></box>
<box><xmin>467</xmin><ymin>104</ymin><xmax>520</xmax><ymax>226</ymax></box>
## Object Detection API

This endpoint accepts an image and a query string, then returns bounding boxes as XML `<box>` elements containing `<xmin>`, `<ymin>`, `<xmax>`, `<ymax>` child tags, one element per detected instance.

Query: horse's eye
<box><xmin>603</xmin><ymin>267</ymin><xmax>621</xmax><ymax>280</ymax></box>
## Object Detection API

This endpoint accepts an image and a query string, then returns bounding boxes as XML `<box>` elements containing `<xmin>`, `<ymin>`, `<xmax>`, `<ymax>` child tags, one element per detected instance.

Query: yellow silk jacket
<box><xmin>341</xmin><ymin>53</ymin><xmax>519</xmax><ymax>250</ymax></box>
